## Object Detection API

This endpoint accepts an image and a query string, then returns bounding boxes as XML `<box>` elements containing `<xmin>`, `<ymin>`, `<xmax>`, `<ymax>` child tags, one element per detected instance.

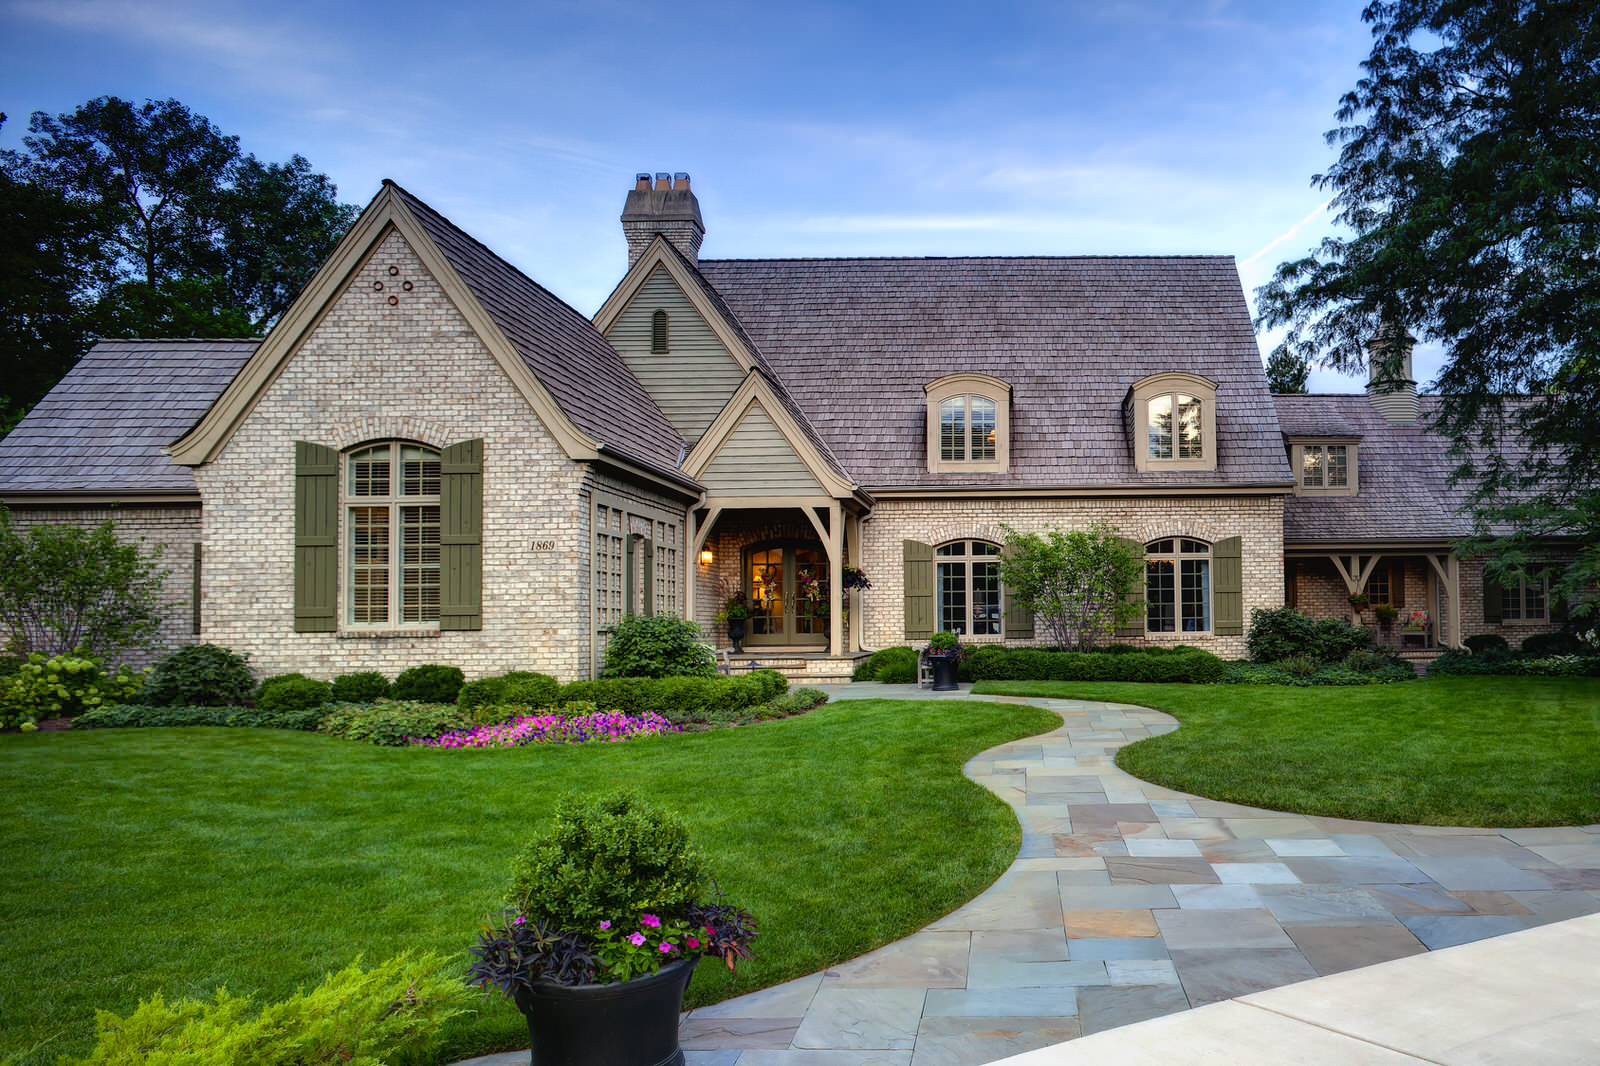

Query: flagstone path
<box><xmin>672</xmin><ymin>683</ymin><xmax>1600</xmax><ymax>1066</ymax></box>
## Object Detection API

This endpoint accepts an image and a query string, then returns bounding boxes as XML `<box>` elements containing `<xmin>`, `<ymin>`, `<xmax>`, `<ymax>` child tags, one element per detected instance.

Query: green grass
<box><xmin>0</xmin><ymin>698</ymin><xmax>1058</xmax><ymax>1065</ymax></box>
<box><xmin>970</xmin><ymin>677</ymin><xmax>1600</xmax><ymax>827</ymax></box>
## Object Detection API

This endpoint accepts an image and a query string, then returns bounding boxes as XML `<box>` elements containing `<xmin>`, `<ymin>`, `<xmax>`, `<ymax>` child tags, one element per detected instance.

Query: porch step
<box><xmin>719</xmin><ymin>651</ymin><xmax>867</xmax><ymax>686</ymax></box>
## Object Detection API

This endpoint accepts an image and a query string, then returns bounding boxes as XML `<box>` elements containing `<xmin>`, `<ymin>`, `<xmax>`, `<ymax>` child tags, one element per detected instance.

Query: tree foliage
<box><xmin>0</xmin><ymin>508</ymin><xmax>168</xmax><ymax>658</ymax></box>
<box><xmin>1256</xmin><ymin>0</ymin><xmax>1600</xmax><ymax>617</ymax></box>
<box><xmin>999</xmin><ymin>523</ymin><xmax>1143</xmax><ymax>651</ymax></box>
<box><xmin>1265</xmin><ymin>346</ymin><xmax>1310</xmax><ymax>394</ymax></box>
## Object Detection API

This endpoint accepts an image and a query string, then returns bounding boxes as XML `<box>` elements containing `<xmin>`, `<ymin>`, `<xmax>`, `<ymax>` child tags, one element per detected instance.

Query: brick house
<box><xmin>0</xmin><ymin>174</ymin><xmax>1568</xmax><ymax>679</ymax></box>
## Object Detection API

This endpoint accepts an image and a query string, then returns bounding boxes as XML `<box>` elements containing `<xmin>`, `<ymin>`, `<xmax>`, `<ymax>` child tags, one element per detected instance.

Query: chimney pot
<box><xmin>634</xmin><ymin>172</ymin><xmax>652</xmax><ymax>191</ymax></box>
<box><xmin>654</xmin><ymin>172</ymin><xmax>671</xmax><ymax>190</ymax></box>
<box><xmin>621</xmin><ymin>170</ymin><xmax>706</xmax><ymax>268</ymax></box>
<box><xmin>674</xmin><ymin>172</ymin><xmax>691</xmax><ymax>190</ymax></box>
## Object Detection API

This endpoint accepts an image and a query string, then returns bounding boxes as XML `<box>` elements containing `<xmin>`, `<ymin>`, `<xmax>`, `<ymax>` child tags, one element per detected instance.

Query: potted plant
<box><xmin>926</xmin><ymin>630</ymin><xmax>962</xmax><ymax>691</ymax></box>
<box><xmin>716</xmin><ymin>594</ymin><xmax>750</xmax><ymax>653</ymax></box>
<box><xmin>1348</xmin><ymin>592</ymin><xmax>1370</xmax><ymax>613</ymax></box>
<box><xmin>469</xmin><ymin>790</ymin><xmax>756</xmax><ymax>1066</ymax></box>
<box><xmin>1373</xmin><ymin>603</ymin><xmax>1398</xmax><ymax>629</ymax></box>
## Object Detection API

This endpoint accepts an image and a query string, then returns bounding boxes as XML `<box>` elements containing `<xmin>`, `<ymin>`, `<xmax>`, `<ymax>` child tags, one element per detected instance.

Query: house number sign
<box><xmin>529</xmin><ymin>539</ymin><xmax>557</xmax><ymax>553</ymax></box>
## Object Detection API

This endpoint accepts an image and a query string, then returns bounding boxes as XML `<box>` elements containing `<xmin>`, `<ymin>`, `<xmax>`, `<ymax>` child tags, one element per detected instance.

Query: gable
<box><xmin>603</xmin><ymin>264</ymin><xmax>745</xmax><ymax>442</ymax></box>
<box><xmin>700</xmin><ymin>402</ymin><xmax>826</xmax><ymax>498</ymax></box>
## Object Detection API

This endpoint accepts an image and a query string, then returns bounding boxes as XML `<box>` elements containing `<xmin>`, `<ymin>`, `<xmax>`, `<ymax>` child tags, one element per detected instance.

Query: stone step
<box><xmin>719</xmin><ymin>652</ymin><xmax>864</xmax><ymax>686</ymax></box>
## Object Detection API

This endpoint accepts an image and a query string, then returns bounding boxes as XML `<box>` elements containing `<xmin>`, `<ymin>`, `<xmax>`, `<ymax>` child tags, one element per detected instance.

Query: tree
<box><xmin>0</xmin><ymin>507</ymin><xmax>168</xmax><ymax>659</ymax></box>
<box><xmin>1256</xmin><ymin>0</ymin><xmax>1600</xmax><ymax>618</ymax></box>
<box><xmin>1265</xmin><ymin>347</ymin><xmax>1310</xmax><ymax>394</ymax></box>
<box><xmin>999</xmin><ymin>524</ymin><xmax>1144</xmax><ymax>651</ymax></box>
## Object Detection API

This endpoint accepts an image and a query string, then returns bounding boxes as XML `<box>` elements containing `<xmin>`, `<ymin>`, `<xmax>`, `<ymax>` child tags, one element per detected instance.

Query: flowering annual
<box><xmin>409</xmin><ymin>711</ymin><xmax>678</xmax><ymax>749</ymax></box>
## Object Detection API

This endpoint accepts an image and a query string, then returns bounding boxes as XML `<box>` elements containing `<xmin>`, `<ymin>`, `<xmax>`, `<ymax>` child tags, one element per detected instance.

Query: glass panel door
<box><xmin>793</xmin><ymin>547</ymin><xmax>829</xmax><ymax>638</ymax></box>
<box><xmin>746</xmin><ymin>542</ymin><xmax>829</xmax><ymax>646</ymax></box>
<box><xmin>748</xmin><ymin>547</ymin><xmax>786</xmax><ymax>641</ymax></box>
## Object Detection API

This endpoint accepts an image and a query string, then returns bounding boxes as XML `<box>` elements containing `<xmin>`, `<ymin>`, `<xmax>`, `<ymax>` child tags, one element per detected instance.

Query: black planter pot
<box><xmin>930</xmin><ymin>654</ymin><xmax>960</xmax><ymax>691</ymax></box>
<box><xmin>727</xmin><ymin>617</ymin><xmax>747</xmax><ymax>653</ymax></box>
<box><xmin>514</xmin><ymin>957</ymin><xmax>698</xmax><ymax>1066</ymax></box>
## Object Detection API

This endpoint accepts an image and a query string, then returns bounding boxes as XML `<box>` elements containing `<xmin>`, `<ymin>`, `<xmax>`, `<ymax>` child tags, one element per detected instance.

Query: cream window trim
<box><xmin>1501</xmin><ymin>573</ymin><xmax>1550</xmax><ymax>623</ymax></box>
<box><xmin>934</xmin><ymin>539</ymin><xmax>1005</xmax><ymax>637</ymax></box>
<box><xmin>342</xmin><ymin>441</ymin><xmax>443</xmax><ymax>631</ymax></box>
<box><xmin>1145</xmin><ymin>537</ymin><xmax>1213</xmax><ymax>635</ymax></box>
<box><xmin>1129</xmin><ymin>373</ymin><xmax>1217</xmax><ymax>473</ymax></box>
<box><xmin>1289</xmin><ymin>438</ymin><xmax>1361</xmax><ymax>496</ymax></box>
<box><xmin>925</xmin><ymin>374</ymin><xmax>1011</xmax><ymax>474</ymax></box>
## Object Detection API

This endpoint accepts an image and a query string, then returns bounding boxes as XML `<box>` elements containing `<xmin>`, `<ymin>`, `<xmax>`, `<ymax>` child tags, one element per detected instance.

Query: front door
<box><xmin>747</xmin><ymin>541</ymin><xmax>829</xmax><ymax>647</ymax></box>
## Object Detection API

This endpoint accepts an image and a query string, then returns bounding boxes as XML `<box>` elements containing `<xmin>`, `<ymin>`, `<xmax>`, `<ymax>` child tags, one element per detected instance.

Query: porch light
<box><xmin>699</xmin><ymin>549</ymin><xmax>714</xmax><ymax>566</ymax></box>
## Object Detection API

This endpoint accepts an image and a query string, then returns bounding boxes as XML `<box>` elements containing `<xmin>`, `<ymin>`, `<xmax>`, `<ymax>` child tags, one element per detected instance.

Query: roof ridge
<box><xmin>699</xmin><ymin>254</ymin><xmax>1237</xmax><ymax>264</ymax></box>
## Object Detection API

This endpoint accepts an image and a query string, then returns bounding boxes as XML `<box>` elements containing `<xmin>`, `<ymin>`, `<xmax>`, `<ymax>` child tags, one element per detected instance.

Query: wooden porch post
<box><xmin>845</xmin><ymin>511</ymin><xmax>863</xmax><ymax>652</ymax></box>
<box><xmin>1446</xmin><ymin>553</ymin><xmax>1463</xmax><ymax>649</ymax></box>
<box><xmin>685</xmin><ymin>508</ymin><xmax>698</xmax><ymax>623</ymax></box>
<box><xmin>828</xmin><ymin>500</ymin><xmax>844</xmax><ymax>657</ymax></box>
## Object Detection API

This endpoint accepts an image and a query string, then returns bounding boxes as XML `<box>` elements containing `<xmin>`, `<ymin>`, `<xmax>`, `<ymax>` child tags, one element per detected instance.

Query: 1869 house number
<box><xmin>528</xmin><ymin>539</ymin><xmax>557</xmax><ymax>553</ymax></box>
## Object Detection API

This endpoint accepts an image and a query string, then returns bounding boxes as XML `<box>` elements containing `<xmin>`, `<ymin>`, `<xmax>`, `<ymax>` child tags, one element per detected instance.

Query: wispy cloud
<box><xmin>1240</xmin><ymin>197</ymin><xmax>1334</xmax><ymax>269</ymax></box>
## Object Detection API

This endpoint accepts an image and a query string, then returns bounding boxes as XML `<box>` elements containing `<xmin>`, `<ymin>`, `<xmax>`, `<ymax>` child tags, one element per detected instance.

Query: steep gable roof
<box><xmin>0</xmin><ymin>340</ymin><xmax>256</xmax><ymax>496</ymax></box>
<box><xmin>696</xmin><ymin>256</ymin><xmax>1293</xmax><ymax>491</ymax></box>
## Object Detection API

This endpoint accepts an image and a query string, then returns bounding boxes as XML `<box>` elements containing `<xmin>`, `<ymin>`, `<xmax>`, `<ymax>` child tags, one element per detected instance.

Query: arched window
<box><xmin>346</xmin><ymin>442</ymin><xmax>441</xmax><ymax>626</ymax></box>
<box><xmin>1129</xmin><ymin>373</ymin><xmax>1217</xmax><ymax>472</ymax></box>
<box><xmin>651</xmin><ymin>309</ymin><xmax>669</xmax><ymax>354</ymax></box>
<box><xmin>1145</xmin><ymin>538</ymin><xmax>1211</xmax><ymax>633</ymax></box>
<box><xmin>936</xmin><ymin>539</ymin><xmax>1003</xmax><ymax>636</ymax></box>
<box><xmin>925</xmin><ymin>374</ymin><xmax>1011</xmax><ymax>472</ymax></box>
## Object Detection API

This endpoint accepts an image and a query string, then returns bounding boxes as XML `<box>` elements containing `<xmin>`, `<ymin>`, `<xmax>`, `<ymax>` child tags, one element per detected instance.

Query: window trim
<box><xmin>934</xmin><ymin>538</ymin><xmax>1005</xmax><ymax>639</ymax></box>
<box><xmin>1500</xmin><ymin>573</ymin><xmax>1550</xmax><ymax>623</ymax></box>
<box><xmin>1290</xmin><ymin>438</ymin><xmax>1361</xmax><ymax>496</ymax></box>
<box><xmin>341</xmin><ymin>440</ymin><xmax>443</xmax><ymax>631</ymax></box>
<box><xmin>1145</xmin><ymin>536</ymin><xmax>1213</xmax><ymax>635</ymax></box>
<box><xmin>925</xmin><ymin>374</ymin><xmax>1011</xmax><ymax>473</ymax></box>
<box><xmin>1129</xmin><ymin>373</ymin><xmax>1217</xmax><ymax>472</ymax></box>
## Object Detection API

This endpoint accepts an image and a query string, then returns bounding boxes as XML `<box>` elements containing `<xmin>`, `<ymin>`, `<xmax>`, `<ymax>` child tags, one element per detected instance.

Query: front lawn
<box><xmin>970</xmin><ymin>676</ymin><xmax>1600</xmax><ymax>827</ymax></box>
<box><xmin>0</xmin><ymin>698</ymin><xmax>1058</xmax><ymax>1065</ymax></box>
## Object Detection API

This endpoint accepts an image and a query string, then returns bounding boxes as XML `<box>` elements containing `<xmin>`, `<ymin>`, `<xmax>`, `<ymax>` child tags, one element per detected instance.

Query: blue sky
<box><xmin>0</xmin><ymin>0</ymin><xmax>1411</xmax><ymax>391</ymax></box>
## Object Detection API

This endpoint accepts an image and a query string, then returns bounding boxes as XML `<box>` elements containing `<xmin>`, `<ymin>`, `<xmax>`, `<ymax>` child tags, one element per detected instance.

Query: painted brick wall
<box><xmin>6</xmin><ymin>503</ymin><xmax>201</xmax><ymax>665</ymax></box>
<box><xmin>193</xmin><ymin>229</ymin><xmax>593</xmax><ymax>682</ymax></box>
<box><xmin>858</xmin><ymin>495</ymin><xmax>1286</xmax><ymax>659</ymax></box>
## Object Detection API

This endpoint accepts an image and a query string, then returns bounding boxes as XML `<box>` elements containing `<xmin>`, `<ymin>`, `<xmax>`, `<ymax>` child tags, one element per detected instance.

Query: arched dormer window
<box><xmin>651</xmin><ymin>309</ymin><xmax>669</xmax><ymax>354</ymax></box>
<box><xmin>1129</xmin><ymin>373</ymin><xmax>1217</xmax><ymax>472</ymax></box>
<box><xmin>925</xmin><ymin>374</ymin><xmax>1011</xmax><ymax>473</ymax></box>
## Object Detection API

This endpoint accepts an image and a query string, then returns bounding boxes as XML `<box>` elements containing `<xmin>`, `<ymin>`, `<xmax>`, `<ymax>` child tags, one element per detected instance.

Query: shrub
<box><xmin>1520</xmin><ymin>631</ymin><xmax>1584</xmax><ymax>657</ymax></box>
<box><xmin>64</xmin><ymin>953</ymin><xmax>467</xmax><ymax>1066</ymax></box>
<box><xmin>1276</xmin><ymin>654</ymin><xmax>1321</xmax><ymax>678</ymax></box>
<box><xmin>1464</xmin><ymin>633</ymin><xmax>1511</xmax><ymax>655</ymax></box>
<box><xmin>558</xmin><ymin>674</ymin><xmax>769</xmax><ymax>723</ymax></box>
<box><xmin>257</xmin><ymin>675</ymin><xmax>334</xmax><ymax>714</ymax></box>
<box><xmin>1246</xmin><ymin>607</ymin><xmax>1372</xmax><ymax>663</ymax></box>
<box><xmin>506</xmin><ymin>789</ymin><xmax>706</xmax><ymax>929</ymax></box>
<box><xmin>317</xmin><ymin>701</ymin><xmax>466</xmax><ymax>745</ymax></box>
<box><xmin>745</xmin><ymin>668</ymin><xmax>787</xmax><ymax>702</ymax></box>
<box><xmin>1343</xmin><ymin>648</ymin><xmax>1403</xmax><ymax>674</ymax></box>
<box><xmin>330</xmin><ymin>671</ymin><xmax>390</xmax><ymax>703</ymax></box>
<box><xmin>144</xmin><ymin>643</ymin><xmax>254</xmax><ymax>707</ymax></box>
<box><xmin>75</xmin><ymin>704</ymin><xmax>328</xmax><ymax>730</ymax></box>
<box><xmin>1312</xmin><ymin>617</ymin><xmax>1374</xmax><ymax>660</ymax></box>
<box><xmin>457</xmin><ymin>671</ymin><xmax>560</xmax><ymax>711</ymax></box>
<box><xmin>999</xmin><ymin>524</ymin><xmax>1144</xmax><ymax>650</ymax></box>
<box><xmin>0</xmin><ymin>652</ymin><xmax>144</xmax><ymax>729</ymax></box>
<box><xmin>601</xmin><ymin>614</ymin><xmax>717</xmax><ymax>678</ymax></box>
<box><xmin>966</xmin><ymin>646</ymin><xmax>1226</xmax><ymax>684</ymax></box>
<box><xmin>391</xmin><ymin>664</ymin><xmax>465</xmax><ymax>703</ymax></box>
<box><xmin>751</xmin><ymin>687</ymin><xmax>830</xmax><ymax>721</ymax></box>
<box><xmin>853</xmin><ymin>646</ymin><xmax>919</xmax><ymax>684</ymax></box>
<box><xmin>1429</xmin><ymin>651</ymin><xmax>1600</xmax><ymax>678</ymax></box>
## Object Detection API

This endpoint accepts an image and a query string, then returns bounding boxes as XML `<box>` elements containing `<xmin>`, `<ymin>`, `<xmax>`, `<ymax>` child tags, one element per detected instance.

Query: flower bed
<box><xmin>412</xmin><ymin>711</ymin><xmax>679</xmax><ymax>749</ymax></box>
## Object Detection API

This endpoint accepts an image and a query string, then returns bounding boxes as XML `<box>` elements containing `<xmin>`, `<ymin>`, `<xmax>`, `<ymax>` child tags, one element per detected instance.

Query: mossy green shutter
<box><xmin>1482</xmin><ymin>573</ymin><xmax>1503</xmax><ymax>624</ymax></box>
<box><xmin>293</xmin><ymin>442</ymin><xmax>338</xmax><ymax>632</ymax></box>
<box><xmin>903</xmin><ymin>540</ymin><xmax>934</xmax><ymax>640</ymax></box>
<box><xmin>1213</xmin><ymin>536</ymin><xmax>1243</xmax><ymax>636</ymax></box>
<box><xmin>642</xmin><ymin>537</ymin><xmax>655</xmax><ymax>614</ymax></box>
<box><xmin>1001</xmin><ymin>543</ymin><xmax>1033</xmax><ymax>639</ymax></box>
<box><xmin>440</xmin><ymin>439</ymin><xmax>483</xmax><ymax>631</ymax></box>
<box><xmin>1116</xmin><ymin>537</ymin><xmax>1146</xmax><ymax>638</ymax></box>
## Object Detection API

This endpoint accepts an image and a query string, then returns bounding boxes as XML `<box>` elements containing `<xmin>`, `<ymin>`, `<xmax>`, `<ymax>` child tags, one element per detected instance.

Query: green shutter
<box><xmin>1482</xmin><ymin>571</ymin><xmax>1503</xmax><ymax>625</ymax></box>
<box><xmin>624</xmin><ymin>535</ymin><xmax>637</xmax><ymax>617</ymax></box>
<box><xmin>294</xmin><ymin>442</ymin><xmax>338</xmax><ymax>632</ymax></box>
<box><xmin>191</xmin><ymin>542</ymin><xmax>202</xmax><ymax>636</ymax></box>
<box><xmin>642</xmin><ymin>537</ymin><xmax>655</xmax><ymax>615</ymax></box>
<box><xmin>1000</xmin><ymin>543</ymin><xmax>1033</xmax><ymax>640</ymax></box>
<box><xmin>1390</xmin><ymin>560</ymin><xmax>1406</xmax><ymax>608</ymax></box>
<box><xmin>903</xmin><ymin>540</ymin><xmax>934</xmax><ymax>640</ymax></box>
<box><xmin>1117</xmin><ymin>537</ymin><xmax>1146</xmax><ymax>638</ymax></box>
<box><xmin>1213</xmin><ymin>536</ymin><xmax>1243</xmax><ymax>636</ymax></box>
<box><xmin>439</xmin><ymin>439</ymin><xmax>484</xmax><ymax>631</ymax></box>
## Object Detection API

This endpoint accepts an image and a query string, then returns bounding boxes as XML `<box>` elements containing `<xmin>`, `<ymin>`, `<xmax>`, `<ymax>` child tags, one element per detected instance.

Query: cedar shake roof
<box><xmin>390</xmin><ymin>182</ymin><xmax>687</xmax><ymax>474</ymax></box>
<box><xmin>0</xmin><ymin>339</ymin><xmax>256</xmax><ymax>495</ymax></box>
<box><xmin>695</xmin><ymin>256</ymin><xmax>1293</xmax><ymax>490</ymax></box>
<box><xmin>1275</xmin><ymin>394</ymin><xmax>1532</xmax><ymax>543</ymax></box>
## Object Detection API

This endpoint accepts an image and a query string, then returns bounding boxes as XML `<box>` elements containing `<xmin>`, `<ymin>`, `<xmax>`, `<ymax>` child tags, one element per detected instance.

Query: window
<box><xmin>936</xmin><ymin>540</ymin><xmax>1003</xmax><ymax>636</ymax></box>
<box><xmin>651</xmin><ymin>309</ymin><xmax>669</xmax><ymax>354</ymax></box>
<box><xmin>346</xmin><ymin>442</ymin><xmax>441</xmax><ymax>626</ymax></box>
<box><xmin>1367</xmin><ymin>566</ymin><xmax>1391</xmax><ymax>607</ymax></box>
<box><xmin>925</xmin><ymin>374</ymin><xmax>1011</xmax><ymax>472</ymax></box>
<box><xmin>1147</xmin><ymin>393</ymin><xmax>1203</xmax><ymax>460</ymax></box>
<box><xmin>1300</xmin><ymin>444</ymin><xmax>1350</xmax><ymax>489</ymax></box>
<box><xmin>1146</xmin><ymin>538</ymin><xmax>1211</xmax><ymax>633</ymax></box>
<box><xmin>1129</xmin><ymin>373</ymin><xmax>1217</xmax><ymax>472</ymax></box>
<box><xmin>1501</xmin><ymin>575</ymin><xmax>1549</xmax><ymax>621</ymax></box>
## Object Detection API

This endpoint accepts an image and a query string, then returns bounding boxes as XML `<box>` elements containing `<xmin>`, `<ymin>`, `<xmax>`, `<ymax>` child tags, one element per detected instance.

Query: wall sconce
<box><xmin>699</xmin><ymin>549</ymin><xmax>714</xmax><ymax>566</ymax></box>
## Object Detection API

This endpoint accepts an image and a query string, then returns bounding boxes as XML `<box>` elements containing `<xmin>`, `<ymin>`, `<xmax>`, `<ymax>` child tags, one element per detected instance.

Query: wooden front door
<box><xmin>746</xmin><ymin>541</ymin><xmax>829</xmax><ymax>647</ymax></box>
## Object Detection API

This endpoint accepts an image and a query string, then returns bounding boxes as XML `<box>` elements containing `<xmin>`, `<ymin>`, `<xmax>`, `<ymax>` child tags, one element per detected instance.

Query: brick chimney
<box><xmin>1366</xmin><ymin>322</ymin><xmax>1419</xmax><ymax>423</ymax></box>
<box><xmin>621</xmin><ymin>171</ymin><xmax>704</xmax><ymax>268</ymax></box>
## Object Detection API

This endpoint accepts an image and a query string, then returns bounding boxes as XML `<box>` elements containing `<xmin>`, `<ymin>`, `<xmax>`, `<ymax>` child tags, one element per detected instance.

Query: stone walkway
<box><xmin>672</xmin><ymin>684</ymin><xmax>1600</xmax><ymax>1066</ymax></box>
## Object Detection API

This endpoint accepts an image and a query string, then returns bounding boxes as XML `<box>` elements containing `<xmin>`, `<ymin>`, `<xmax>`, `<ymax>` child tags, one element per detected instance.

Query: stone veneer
<box><xmin>6</xmin><ymin>503</ymin><xmax>201</xmax><ymax>666</ymax></box>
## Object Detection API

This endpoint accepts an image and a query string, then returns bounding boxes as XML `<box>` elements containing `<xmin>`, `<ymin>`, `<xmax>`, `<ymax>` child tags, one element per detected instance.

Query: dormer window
<box><xmin>925</xmin><ymin>374</ymin><xmax>1011</xmax><ymax>473</ymax></box>
<box><xmin>1290</xmin><ymin>439</ymin><xmax>1360</xmax><ymax>496</ymax></box>
<box><xmin>1129</xmin><ymin>373</ymin><xmax>1218</xmax><ymax>472</ymax></box>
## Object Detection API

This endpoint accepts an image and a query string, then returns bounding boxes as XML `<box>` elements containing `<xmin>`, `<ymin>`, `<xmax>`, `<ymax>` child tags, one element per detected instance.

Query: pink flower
<box><xmin>599</xmin><ymin>920</ymin><xmax>612</xmax><ymax>931</ymax></box>
<box><xmin>659</xmin><ymin>941</ymin><xmax>676</xmax><ymax>954</ymax></box>
<box><xmin>686</xmin><ymin>936</ymin><xmax>701</xmax><ymax>950</ymax></box>
<box><xmin>641</xmin><ymin>914</ymin><xmax>662</xmax><ymax>929</ymax></box>
<box><xmin>513</xmin><ymin>916</ymin><xmax>526</xmax><ymax>927</ymax></box>
<box><xmin>628</xmin><ymin>932</ymin><xmax>646</xmax><ymax>947</ymax></box>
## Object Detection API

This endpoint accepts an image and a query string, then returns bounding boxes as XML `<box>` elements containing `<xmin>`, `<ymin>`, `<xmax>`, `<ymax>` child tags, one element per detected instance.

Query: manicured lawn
<box><xmin>0</xmin><ymin>698</ymin><xmax>1058</xmax><ymax>1066</ymax></box>
<box><xmin>971</xmin><ymin>677</ymin><xmax>1600</xmax><ymax>827</ymax></box>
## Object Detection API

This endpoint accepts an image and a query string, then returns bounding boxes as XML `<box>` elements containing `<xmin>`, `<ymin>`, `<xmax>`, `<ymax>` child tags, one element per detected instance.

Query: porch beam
<box><xmin>799</xmin><ymin>505</ymin><xmax>831</xmax><ymax>547</ymax></box>
<box><xmin>827</xmin><ymin>500</ymin><xmax>844</xmax><ymax>657</ymax></box>
<box><xmin>1424</xmin><ymin>552</ymin><xmax>1450</xmax><ymax>585</ymax></box>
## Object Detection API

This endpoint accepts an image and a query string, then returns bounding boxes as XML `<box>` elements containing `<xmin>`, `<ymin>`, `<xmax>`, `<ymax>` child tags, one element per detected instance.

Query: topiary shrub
<box><xmin>317</xmin><ymin>701</ymin><xmax>466</xmax><ymax>746</ymax></box>
<box><xmin>1520</xmin><ymin>631</ymin><xmax>1583</xmax><ymax>657</ymax></box>
<box><xmin>1463</xmin><ymin>633</ymin><xmax>1511</xmax><ymax>656</ymax></box>
<box><xmin>965</xmin><ymin>646</ymin><xmax>1226</xmax><ymax>683</ymax></box>
<box><xmin>143</xmin><ymin>643</ymin><xmax>254</xmax><ymax>707</ymax></box>
<box><xmin>853</xmin><ymin>646</ymin><xmax>919</xmax><ymax>684</ymax></box>
<box><xmin>257</xmin><ymin>675</ymin><xmax>333</xmax><ymax>714</ymax></box>
<box><xmin>330</xmin><ymin>671</ymin><xmax>390</xmax><ymax>703</ymax></box>
<box><xmin>391</xmin><ymin>664</ymin><xmax>465</xmax><ymax>703</ymax></box>
<box><xmin>458</xmin><ymin>671</ymin><xmax>560</xmax><ymax>711</ymax></box>
<box><xmin>507</xmin><ymin>789</ymin><xmax>706</xmax><ymax>929</ymax></box>
<box><xmin>601</xmin><ymin>615</ymin><xmax>717</xmax><ymax>678</ymax></box>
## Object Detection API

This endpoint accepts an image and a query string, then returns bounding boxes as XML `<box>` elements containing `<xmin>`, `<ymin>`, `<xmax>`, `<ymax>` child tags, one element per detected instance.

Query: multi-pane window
<box><xmin>1366</xmin><ymin>566</ymin><xmax>1391</xmax><ymax>607</ymax></box>
<box><xmin>1146</xmin><ymin>538</ymin><xmax>1212</xmax><ymax>633</ymax></box>
<box><xmin>1300</xmin><ymin>444</ymin><xmax>1350</xmax><ymax>489</ymax></box>
<box><xmin>346</xmin><ymin>443</ymin><xmax>440</xmax><ymax>626</ymax></box>
<box><xmin>1501</xmin><ymin>575</ymin><xmax>1549</xmax><ymax>621</ymax></box>
<box><xmin>1148</xmin><ymin>394</ymin><xmax>1203</xmax><ymax>460</ymax></box>
<box><xmin>653</xmin><ymin>518</ymin><xmax>681</xmax><ymax>617</ymax></box>
<box><xmin>939</xmin><ymin>396</ymin><xmax>999</xmax><ymax>462</ymax></box>
<box><xmin>936</xmin><ymin>540</ymin><xmax>1003</xmax><ymax>636</ymax></box>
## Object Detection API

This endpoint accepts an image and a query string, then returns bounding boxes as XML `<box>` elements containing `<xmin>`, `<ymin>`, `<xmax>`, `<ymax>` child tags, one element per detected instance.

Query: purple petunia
<box><xmin>409</xmin><ymin>712</ymin><xmax>680</xmax><ymax>749</ymax></box>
